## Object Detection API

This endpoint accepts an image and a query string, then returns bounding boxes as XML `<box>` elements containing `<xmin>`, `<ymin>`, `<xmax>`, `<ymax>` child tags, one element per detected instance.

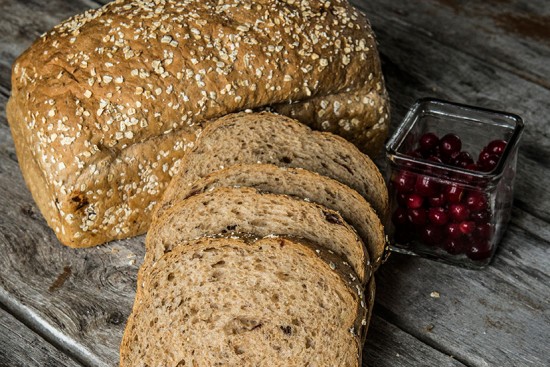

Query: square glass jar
<box><xmin>385</xmin><ymin>98</ymin><xmax>524</xmax><ymax>268</ymax></box>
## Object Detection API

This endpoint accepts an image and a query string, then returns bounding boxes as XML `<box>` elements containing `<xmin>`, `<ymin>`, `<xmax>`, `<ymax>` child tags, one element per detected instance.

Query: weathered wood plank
<box><xmin>0</xmin><ymin>306</ymin><xmax>82</xmax><ymax>367</ymax></box>
<box><xmin>375</xmin><ymin>225</ymin><xmax>550</xmax><ymax>366</ymax></box>
<box><xmin>0</xmin><ymin>0</ymin><xmax>99</xmax><ymax>93</ymax></box>
<box><xmin>363</xmin><ymin>315</ymin><xmax>467</xmax><ymax>367</ymax></box>
<box><xmin>353</xmin><ymin>0</ymin><xmax>550</xmax><ymax>90</ymax></box>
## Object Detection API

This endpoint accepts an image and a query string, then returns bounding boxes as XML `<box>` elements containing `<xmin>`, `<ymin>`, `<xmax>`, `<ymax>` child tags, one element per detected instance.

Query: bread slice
<box><xmin>172</xmin><ymin>163</ymin><xmax>386</xmax><ymax>269</ymax></box>
<box><xmin>158</xmin><ymin>112</ymin><xmax>388</xmax><ymax>221</ymax></box>
<box><xmin>145</xmin><ymin>186</ymin><xmax>370</xmax><ymax>285</ymax></box>
<box><xmin>121</xmin><ymin>236</ymin><xmax>367</xmax><ymax>367</ymax></box>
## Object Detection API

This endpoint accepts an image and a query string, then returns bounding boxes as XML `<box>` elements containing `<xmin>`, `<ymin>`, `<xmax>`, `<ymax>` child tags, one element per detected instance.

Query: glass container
<box><xmin>385</xmin><ymin>98</ymin><xmax>524</xmax><ymax>268</ymax></box>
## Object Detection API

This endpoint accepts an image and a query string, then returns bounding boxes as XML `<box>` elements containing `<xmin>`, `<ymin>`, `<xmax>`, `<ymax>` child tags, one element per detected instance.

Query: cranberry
<box><xmin>428</xmin><ymin>207</ymin><xmax>449</xmax><ymax>226</ymax></box>
<box><xmin>392</xmin><ymin>207</ymin><xmax>409</xmax><ymax>226</ymax></box>
<box><xmin>474</xmin><ymin>223</ymin><xmax>493</xmax><ymax>239</ymax></box>
<box><xmin>465</xmin><ymin>191</ymin><xmax>488</xmax><ymax>212</ymax></box>
<box><xmin>478</xmin><ymin>149</ymin><xmax>491</xmax><ymax>164</ymax></box>
<box><xmin>443</xmin><ymin>237</ymin><xmax>466</xmax><ymax>255</ymax></box>
<box><xmin>479</xmin><ymin>153</ymin><xmax>499</xmax><ymax>172</ymax></box>
<box><xmin>419</xmin><ymin>133</ymin><xmax>440</xmax><ymax>154</ymax></box>
<box><xmin>452</xmin><ymin>151</ymin><xmax>474</xmax><ymax>168</ymax></box>
<box><xmin>487</xmin><ymin>139</ymin><xmax>507</xmax><ymax>156</ymax></box>
<box><xmin>396</xmin><ymin>192</ymin><xmax>409</xmax><ymax>207</ymax></box>
<box><xmin>393</xmin><ymin>170</ymin><xmax>416</xmax><ymax>193</ymax></box>
<box><xmin>439</xmin><ymin>134</ymin><xmax>462</xmax><ymax>158</ymax></box>
<box><xmin>428</xmin><ymin>193</ymin><xmax>446</xmax><ymax>207</ymax></box>
<box><xmin>421</xmin><ymin>224</ymin><xmax>444</xmax><ymax>246</ymax></box>
<box><xmin>467</xmin><ymin>241</ymin><xmax>493</xmax><ymax>261</ymax></box>
<box><xmin>449</xmin><ymin>204</ymin><xmax>470</xmax><ymax>222</ymax></box>
<box><xmin>443</xmin><ymin>184</ymin><xmax>464</xmax><ymax>204</ymax></box>
<box><xmin>446</xmin><ymin>222</ymin><xmax>463</xmax><ymax>239</ymax></box>
<box><xmin>407</xmin><ymin>208</ymin><xmax>427</xmax><ymax>226</ymax></box>
<box><xmin>415</xmin><ymin>175</ymin><xmax>440</xmax><ymax>197</ymax></box>
<box><xmin>459</xmin><ymin>221</ymin><xmax>476</xmax><ymax>235</ymax></box>
<box><xmin>407</xmin><ymin>194</ymin><xmax>424</xmax><ymax>209</ymax></box>
<box><xmin>470</xmin><ymin>210</ymin><xmax>490</xmax><ymax>223</ymax></box>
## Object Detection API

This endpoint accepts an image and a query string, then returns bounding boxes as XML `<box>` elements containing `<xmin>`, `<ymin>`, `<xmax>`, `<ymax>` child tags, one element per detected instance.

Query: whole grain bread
<box><xmin>7</xmin><ymin>0</ymin><xmax>388</xmax><ymax>247</ymax></box>
<box><xmin>159</xmin><ymin>112</ymin><xmax>388</xmax><ymax>222</ymax></box>
<box><xmin>172</xmin><ymin>163</ymin><xmax>386</xmax><ymax>269</ymax></box>
<box><xmin>121</xmin><ymin>236</ymin><xmax>367</xmax><ymax>367</ymax></box>
<box><xmin>145</xmin><ymin>186</ymin><xmax>370</xmax><ymax>284</ymax></box>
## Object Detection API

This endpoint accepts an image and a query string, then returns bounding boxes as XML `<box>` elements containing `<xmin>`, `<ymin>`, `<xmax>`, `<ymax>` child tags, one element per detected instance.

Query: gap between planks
<box><xmin>0</xmin><ymin>287</ymin><xmax>107</xmax><ymax>367</ymax></box>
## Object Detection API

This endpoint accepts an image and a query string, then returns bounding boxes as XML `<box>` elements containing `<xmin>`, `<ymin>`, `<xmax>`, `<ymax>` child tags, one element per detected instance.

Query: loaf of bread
<box><xmin>7</xmin><ymin>0</ymin><xmax>389</xmax><ymax>247</ymax></box>
<box><xmin>121</xmin><ymin>236</ymin><xmax>368</xmax><ymax>367</ymax></box>
<box><xmin>144</xmin><ymin>186</ymin><xmax>370</xmax><ymax>285</ymax></box>
<box><xmin>172</xmin><ymin>163</ymin><xmax>386</xmax><ymax>269</ymax></box>
<box><xmin>158</xmin><ymin>112</ymin><xmax>389</xmax><ymax>220</ymax></box>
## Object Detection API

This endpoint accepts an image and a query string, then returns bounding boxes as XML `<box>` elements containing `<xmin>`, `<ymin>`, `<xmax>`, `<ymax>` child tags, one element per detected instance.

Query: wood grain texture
<box><xmin>363</xmin><ymin>315</ymin><xmax>467</xmax><ymax>367</ymax></box>
<box><xmin>357</xmin><ymin>0</ymin><xmax>550</xmax><ymax>90</ymax></box>
<box><xmin>0</xmin><ymin>306</ymin><xmax>82</xmax><ymax>367</ymax></box>
<box><xmin>0</xmin><ymin>0</ymin><xmax>548</xmax><ymax>366</ymax></box>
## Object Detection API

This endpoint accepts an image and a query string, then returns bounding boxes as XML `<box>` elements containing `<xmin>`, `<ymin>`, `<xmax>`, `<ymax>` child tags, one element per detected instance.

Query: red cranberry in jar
<box><xmin>439</xmin><ymin>133</ymin><xmax>462</xmax><ymax>158</ymax></box>
<box><xmin>415</xmin><ymin>175</ymin><xmax>440</xmax><ymax>197</ymax></box>
<box><xmin>443</xmin><ymin>237</ymin><xmax>466</xmax><ymax>255</ymax></box>
<box><xmin>449</xmin><ymin>204</ymin><xmax>470</xmax><ymax>222</ymax></box>
<box><xmin>407</xmin><ymin>208</ymin><xmax>427</xmax><ymax>226</ymax></box>
<box><xmin>393</xmin><ymin>170</ymin><xmax>416</xmax><ymax>193</ymax></box>
<box><xmin>467</xmin><ymin>240</ymin><xmax>493</xmax><ymax>261</ymax></box>
<box><xmin>428</xmin><ymin>207</ymin><xmax>449</xmax><ymax>226</ymax></box>
<box><xmin>419</xmin><ymin>132</ymin><xmax>439</xmax><ymax>154</ymax></box>
<box><xmin>487</xmin><ymin>139</ymin><xmax>507</xmax><ymax>156</ymax></box>
<box><xmin>466</xmin><ymin>191</ymin><xmax>488</xmax><ymax>212</ymax></box>
<box><xmin>443</xmin><ymin>184</ymin><xmax>464</xmax><ymax>204</ymax></box>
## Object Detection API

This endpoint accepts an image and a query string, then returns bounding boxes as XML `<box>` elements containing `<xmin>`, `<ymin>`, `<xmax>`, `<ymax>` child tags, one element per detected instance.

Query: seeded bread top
<box><xmin>9</xmin><ymin>0</ymin><xmax>380</xmax><ymax>198</ymax></box>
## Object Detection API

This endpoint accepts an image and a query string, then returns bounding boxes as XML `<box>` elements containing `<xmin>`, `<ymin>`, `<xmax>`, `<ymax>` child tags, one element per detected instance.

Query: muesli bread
<box><xmin>121</xmin><ymin>236</ymin><xmax>367</xmax><ymax>367</ymax></box>
<box><xmin>158</xmin><ymin>112</ymin><xmax>388</xmax><ymax>221</ymax></box>
<box><xmin>173</xmin><ymin>163</ymin><xmax>386</xmax><ymax>269</ymax></box>
<box><xmin>7</xmin><ymin>0</ymin><xmax>388</xmax><ymax>248</ymax></box>
<box><xmin>145</xmin><ymin>186</ymin><xmax>370</xmax><ymax>285</ymax></box>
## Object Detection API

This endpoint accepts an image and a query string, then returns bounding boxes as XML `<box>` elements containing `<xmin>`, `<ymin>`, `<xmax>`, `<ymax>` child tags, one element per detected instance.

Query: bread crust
<box><xmin>122</xmin><ymin>236</ymin><xmax>368</xmax><ymax>367</ymax></box>
<box><xmin>7</xmin><ymin>0</ymin><xmax>388</xmax><ymax>247</ymax></box>
<box><xmin>165</xmin><ymin>163</ymin><xmax>386</xmax><ymax>269</ymax></box>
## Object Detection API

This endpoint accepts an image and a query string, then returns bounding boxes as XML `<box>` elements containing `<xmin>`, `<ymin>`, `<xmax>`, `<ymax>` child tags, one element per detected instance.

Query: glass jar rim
<box><xmin>386</xmin><ymin>98</ymin><xmax>524</xmax><ymax>181</ymax></box>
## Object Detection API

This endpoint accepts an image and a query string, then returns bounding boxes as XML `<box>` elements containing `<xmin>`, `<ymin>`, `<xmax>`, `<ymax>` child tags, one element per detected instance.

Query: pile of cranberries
<box><xmin>391</xmin><ymin>132</ymin><xmax>508</xmax><ymax>261</ymax></box>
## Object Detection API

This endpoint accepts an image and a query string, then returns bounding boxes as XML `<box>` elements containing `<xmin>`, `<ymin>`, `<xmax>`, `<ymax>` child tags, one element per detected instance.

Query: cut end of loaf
<box><xmin>121</xmin><ymin>237</ymin><xmax>364</xmax><ymax>367</ymax></box>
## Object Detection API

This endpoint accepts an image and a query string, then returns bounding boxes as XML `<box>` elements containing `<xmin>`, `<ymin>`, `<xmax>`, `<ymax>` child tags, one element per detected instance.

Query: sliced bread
<box><xmin>172</xmin><ymin>163</ymin><xmax>386</xmax><ymax>269</ymax></box>
<box><xmin>146</xmin><ymin>186</ymin><xmax>370</xmax><ymax>285</ymax></box>
<box><xmin>157</xmin><ymin>112</ymin><xmax>388</xmax><ymax>220</ymax></box>
<box><xmin>121</xmin><ymin>236</ymin><xmax>367</xmax><ymax>367</ymax></box>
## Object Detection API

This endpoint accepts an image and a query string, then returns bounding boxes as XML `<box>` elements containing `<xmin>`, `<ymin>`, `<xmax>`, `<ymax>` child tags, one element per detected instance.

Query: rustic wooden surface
<box><xmin>0</xmin><ymin>0</ymin><xmax>549</xmax><ymax>366</ymax></box>
<box><xmin>0</xmin><ymin>306</ymin><xmax>82</xmax><ymax>367</ymax></box>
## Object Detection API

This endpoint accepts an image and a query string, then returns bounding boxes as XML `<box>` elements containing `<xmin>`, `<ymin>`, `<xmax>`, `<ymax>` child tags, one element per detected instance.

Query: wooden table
<box><xmin>0</xmin><ymin>1</ymin><xmax>548</xmax><ymax>366</ymax></box>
